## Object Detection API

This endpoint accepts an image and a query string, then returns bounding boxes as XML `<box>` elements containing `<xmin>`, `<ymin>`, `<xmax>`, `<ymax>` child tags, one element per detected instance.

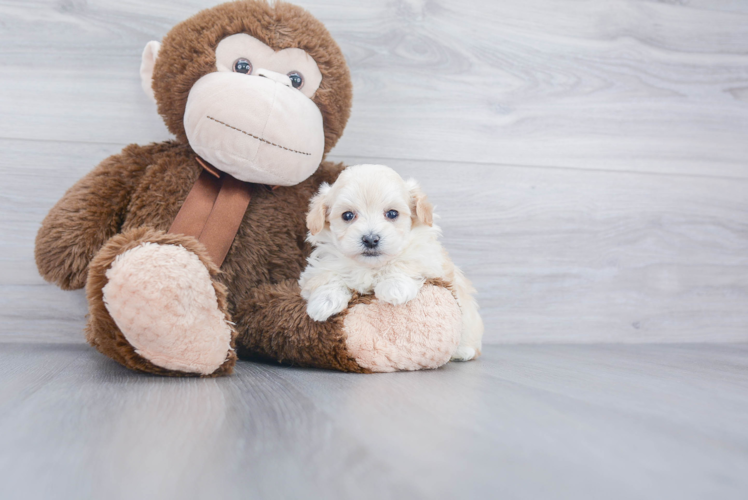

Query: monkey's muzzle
<box><xmin>184</xmin><ymin>71</ymin><xmax>325</xmax><ymax>186</ymax></box>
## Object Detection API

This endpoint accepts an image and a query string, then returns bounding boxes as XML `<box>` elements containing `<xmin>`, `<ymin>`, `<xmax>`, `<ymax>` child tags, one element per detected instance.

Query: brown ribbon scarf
<box><xmin>168</xmin><ymin>157</ymin><xmax>253</xmax><ymax>267</ymax></box>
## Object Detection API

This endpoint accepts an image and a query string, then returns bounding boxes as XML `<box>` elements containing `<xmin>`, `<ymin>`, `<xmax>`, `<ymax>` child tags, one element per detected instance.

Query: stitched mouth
<box><xmin>206</xmin><ymin>116</ymin><xmax>311</xmax><ymax>156</ymax></box>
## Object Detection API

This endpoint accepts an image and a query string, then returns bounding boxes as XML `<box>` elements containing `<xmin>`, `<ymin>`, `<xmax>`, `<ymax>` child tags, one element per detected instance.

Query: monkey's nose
<box><xmin>255</xmin><ymin>68</ymin><xmax>292</xmax><ymax>88</ymax></box>
<box><xmin>362</xmin><ymin>233</ymin><xmax>380</xmax><ymax>249</ymax></box>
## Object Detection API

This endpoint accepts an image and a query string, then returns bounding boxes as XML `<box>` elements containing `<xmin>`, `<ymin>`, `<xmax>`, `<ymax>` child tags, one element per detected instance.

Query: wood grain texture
<box><xmin>3</xmin><ymin>137</ymin><xmax>747</xmax><ymax>343</ymax></box>
<box><xmin>1</xmin><ymin>343</ymin><xmax>747</xmax><ymax>500</ymax></box>
<box><xmin>340</xmin><ymin>156</ymin><xmax>748</xmax><ymax>343</ymax></box>
<box><xmin>1</xmin><ymin>0</ymin><xmax>748</xmax><ymax>176</ymax></box>
<box><xmin>1</xmin><ymin>0</ymin><xmax>748</xmax><ymax>345</ymax></box>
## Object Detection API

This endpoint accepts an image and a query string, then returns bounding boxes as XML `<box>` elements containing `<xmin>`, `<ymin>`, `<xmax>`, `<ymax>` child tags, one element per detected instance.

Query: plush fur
<box><xmin>35</xmin><ymin>0</ymin><xmax>466</xmax><ymax>376</ymax></box>
<box><xmin>85</xmin><ymin>227</ymin><xmax>237</xmax><ymax>377</ymax></box>
<box><xmin>152</xmin><ymin>0</ymin><xmax>351</xmax><ymax>154</ymax></box>
<box><xmin>103</xmin><ymin>242</ymin><xmax>234</xmax><ymax>375</ymax></box>
<box><xmin>233</xmin><ymin>279</ymin><xmax>370</xmax><ymax>373</ymax></box>
<box><xmin>35</xmin><ymin>142</ymin><xmax>173</xmax><ymax>291</ymax></box>
<box><xmin>344</xmin><ymin>283</ymin><xmax>462</xmax><ymax>372</ymax></box>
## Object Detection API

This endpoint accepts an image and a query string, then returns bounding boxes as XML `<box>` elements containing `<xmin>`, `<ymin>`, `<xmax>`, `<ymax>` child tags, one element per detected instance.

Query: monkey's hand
<box><xmin>35</xmin><ymin>143</ymin><xmax>161</xmax><ymax>290</ymax></box>
<box><xmin>234</xmin><ymin>279</ymin><xmax>461</xmax><ymax>373</ymax></box>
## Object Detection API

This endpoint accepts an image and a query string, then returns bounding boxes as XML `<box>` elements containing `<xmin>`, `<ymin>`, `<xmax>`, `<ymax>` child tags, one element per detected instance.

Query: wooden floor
<box><xmin>1</xmin><ymin>343</ymin><xmax>747</xmax><ymax>500</ymax></box>
<box><xmin>2</xmin><ymin>1</ymin><xmax>748</xmax><ymax>498</ymax></box>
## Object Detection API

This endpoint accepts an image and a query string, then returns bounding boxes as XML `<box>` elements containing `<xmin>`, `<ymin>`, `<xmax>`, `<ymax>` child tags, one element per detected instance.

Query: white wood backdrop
<box><xmin>1</xmin><ymin>0</ymin><xmax>747</xmax><ymax>344</ymax></box>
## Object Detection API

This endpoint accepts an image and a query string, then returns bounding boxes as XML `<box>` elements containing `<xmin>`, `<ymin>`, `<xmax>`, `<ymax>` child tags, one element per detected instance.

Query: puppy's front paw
<box><xmin>306</xmin><ymin>285</ymin><xmax>352</xmax><ymax>322</ymax></box>
<box><xmin>375</xmin><ymin>278</ymin><xmax>420</xmax><ymax>306</ymax></box>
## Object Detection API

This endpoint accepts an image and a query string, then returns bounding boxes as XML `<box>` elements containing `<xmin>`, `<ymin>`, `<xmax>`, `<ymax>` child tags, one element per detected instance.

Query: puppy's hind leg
<box><xmin>452</xmin><ymin>301</ymin><xmax>483</xmax><ymax>361</ymax></box>
<box><xmin>449</xmin><ymin>267</ymin><xmax>484</xmax><ymax>362</ymax></box>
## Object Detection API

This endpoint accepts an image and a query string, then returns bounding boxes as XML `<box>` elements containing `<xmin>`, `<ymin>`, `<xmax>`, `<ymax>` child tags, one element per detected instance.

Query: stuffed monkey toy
<box><xmin>35</xmin><ymin>0</ymin><xmax>463</xmax><ymax>376</ymax></box>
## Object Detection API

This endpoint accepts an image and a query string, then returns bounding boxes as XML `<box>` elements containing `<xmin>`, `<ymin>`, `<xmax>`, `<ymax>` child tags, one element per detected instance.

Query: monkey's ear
<box><xmin>140</xmin><ymin>41</ymin><xmax>161</xmax><ymax>102</ymax></box>
<box><xmin>406</xmin><ymin>179</ymin><xmax>434</xmax><ymax>227</ymax></box>
<box><xmin>307</xmin><ymin>183</ymin><xmax>331</xmax><ymax>235</ymax></box>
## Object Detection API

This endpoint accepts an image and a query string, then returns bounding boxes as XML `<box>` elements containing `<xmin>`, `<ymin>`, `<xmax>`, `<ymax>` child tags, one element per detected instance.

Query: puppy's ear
<box><xmin>406</xmin><ymin>179</ymin><xmax>433</xmax><ymax>227</ymax></box>
<box><xmin>307</xmin><ymin>183</ymin><xmax>331</xmax><ymax>235</ymax></box>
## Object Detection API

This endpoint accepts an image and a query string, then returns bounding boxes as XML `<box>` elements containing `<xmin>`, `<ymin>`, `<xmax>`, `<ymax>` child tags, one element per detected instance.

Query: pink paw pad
<box><xmin>102</xmin><ymin>242</ymin><xmax>232</xmax><ymax>375</ymax></box>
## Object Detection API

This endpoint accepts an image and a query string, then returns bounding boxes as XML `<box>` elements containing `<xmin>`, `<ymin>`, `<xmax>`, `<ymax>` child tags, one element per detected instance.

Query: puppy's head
<box><xmin>307</xmin><ymin>164</ymin><xmax>433</xmax><ymax>266</ymax></box>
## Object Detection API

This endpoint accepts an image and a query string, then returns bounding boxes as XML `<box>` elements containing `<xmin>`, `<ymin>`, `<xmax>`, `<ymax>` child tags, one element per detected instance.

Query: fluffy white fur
<box><xmin>298</xmin><ymin>164</ymin><xmax>483</xmax><ymax>361</ymax></box>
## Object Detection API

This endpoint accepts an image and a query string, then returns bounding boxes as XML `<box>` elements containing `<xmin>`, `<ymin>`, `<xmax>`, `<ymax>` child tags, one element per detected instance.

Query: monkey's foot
<box><xmin>343</xmin><ymin>284</ymin><xmax>462</xmax><ymax>372</ymax></box>
<box><xmin>102</xmin><ymin>242</ymin><xmax>232</xmax><ymax>375</ymax></box>
<box><xmin>86</xmin><ymin>228</ymin><xmax>236</xmax><ymax>377</ymax></box>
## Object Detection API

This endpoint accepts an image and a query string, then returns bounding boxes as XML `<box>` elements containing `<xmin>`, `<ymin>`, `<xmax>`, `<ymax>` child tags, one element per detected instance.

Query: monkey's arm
<box><xmin>232</xmin><ymin>278</ymin><xmax>462</xmax><ymax>373</ymax></box>
<box><xmin>35</xmin><ymin>143</ymin><xmax>163</xmax><ymax>290</ymax></box>
<box><xmin>233</xmin><ymin>280</ymin><xmax>368</xmax><ymax>372</ymax></box>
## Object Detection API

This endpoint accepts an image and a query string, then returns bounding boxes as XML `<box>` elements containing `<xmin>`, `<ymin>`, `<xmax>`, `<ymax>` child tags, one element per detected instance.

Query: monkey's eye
<box><xmin>233</xmin><ymin>58</ymin><xmax>252</xmax><ymax>74</ymax></box>
<box><xmin>287</xmin><ymin>71</ymin><xmax>304</xmax><ymax>89</ymax></box>
<box><xmin>385</xmin><ymin>210</ymin><xmax>399</xmax><ymax>220</ymax></box>
<box><xmin>342</xmin><ymin>211</ymin><xmax>355</xmax><ymax>222</ymax></box>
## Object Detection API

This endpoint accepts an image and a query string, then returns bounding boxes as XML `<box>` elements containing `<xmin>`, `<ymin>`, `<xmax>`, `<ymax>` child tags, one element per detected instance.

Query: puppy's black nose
<box><xmin>362</xmin><ymin>233</ymin><xmax>380</xmax><ymax>249</ymax></box>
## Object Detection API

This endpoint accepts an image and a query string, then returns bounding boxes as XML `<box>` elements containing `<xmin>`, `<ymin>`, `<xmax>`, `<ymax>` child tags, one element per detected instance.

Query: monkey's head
<box><xmin>140</xmin><ymin>0</ymin><xmax>352</xmax><ymax>186</ymax></box>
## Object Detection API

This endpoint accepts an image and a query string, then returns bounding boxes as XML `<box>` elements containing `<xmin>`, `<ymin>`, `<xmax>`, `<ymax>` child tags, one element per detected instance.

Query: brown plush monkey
<box><xmin>35</xmin><ymin>0</ymin><xmax>462</xmax><ymax>377</ymax></box>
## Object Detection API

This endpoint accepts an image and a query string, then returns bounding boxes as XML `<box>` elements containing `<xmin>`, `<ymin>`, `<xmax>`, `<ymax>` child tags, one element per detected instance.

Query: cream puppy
<box><xmin>299</xmin><ymin>164</ymin><xmax>483</xmax><ymax>361</ymax></box>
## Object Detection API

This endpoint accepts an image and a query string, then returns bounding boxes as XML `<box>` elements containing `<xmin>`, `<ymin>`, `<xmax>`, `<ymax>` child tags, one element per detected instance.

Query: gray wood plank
<box><xmin>1</xmin><ymin>343</ymin><xmax>747</xmax><ymax>500</ymax></box>
<box><xmin>5</xmin><ymin>137</ymin><xmax>748</xmax><ymax>344</ymax></box>
<box><xmin>352</xmin><ymin>155</ymin><xmax>748</xmax><ymax>343</ymax></box>
<box><xmin>0</xmin><ymin>139</ymin><xmax>123</xmax><ymax>343</ymax></box>
<box><xmin>0</xmin><ymin>0</ymin><xmax>747</xmax><ymax>177</ymax></box>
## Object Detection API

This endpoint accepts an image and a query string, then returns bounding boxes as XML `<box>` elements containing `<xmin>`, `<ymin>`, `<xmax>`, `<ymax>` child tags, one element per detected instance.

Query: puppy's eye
<box><xmin>385</xmin><ymin>210</ymin><xmax>399</xmax><ymax>220</ymax></box>
<box><xmin>233</xmin><ymin>58</ymin><xmax>252</xmax><ymax>74</ymax></box>
<box><xmin>342</xmin><ymin>211</ymin><xmax>355</xmax><ymax>222</ymax></box>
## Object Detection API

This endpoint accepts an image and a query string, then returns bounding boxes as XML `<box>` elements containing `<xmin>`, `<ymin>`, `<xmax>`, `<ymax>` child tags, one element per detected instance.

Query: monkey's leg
<box><xmin>233</xmin><ymin>280</ymin><xmax>462</xmax><ymax>373</ymax></box>
<box><xmin>85</xmin><ymin>227</ymin><xmax>236</xmax><ymax>377</ymax></box>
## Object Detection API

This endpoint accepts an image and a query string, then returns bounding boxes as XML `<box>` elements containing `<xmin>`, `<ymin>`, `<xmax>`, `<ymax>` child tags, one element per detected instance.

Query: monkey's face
<box><xmin>141</xmin><ymin>1</ymin><xmax>352</xmax><ymax>186</ymax></box>
<box><xmin>182</xmin><ymin>34</ymin><xmax>325</xmax><ymax>185</ymax></box>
